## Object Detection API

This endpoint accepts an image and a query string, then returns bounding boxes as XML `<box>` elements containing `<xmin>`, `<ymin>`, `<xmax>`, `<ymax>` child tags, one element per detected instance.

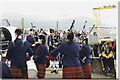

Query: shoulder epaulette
<box><xmin>12</xmin><ymin>41</ymin><xmax>15</xmax><ymax>47</ymax></box>
<box><xmin>22</xmin><ymin>40</ymin><xmax>25</xmax><ymax>47</ymax></box>
<box><xmin>12</xmin><ymin>40</ymin><xmax>25</xmax><ymax>47</ymax></box>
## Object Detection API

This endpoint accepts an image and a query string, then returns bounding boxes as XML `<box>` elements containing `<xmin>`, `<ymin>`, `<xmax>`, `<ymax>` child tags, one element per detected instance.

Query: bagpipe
<box><xmin>55</xmin><ymin>20</ymin><xmax>76</xmax><ymax>66</ymax></box>
<box><xmin>86</xmin><ymin>24</ymin><xmax>95</xmax><ymax>36</ymax></box>
<box><xmin>82</xmin><ymin>21</ymin><xmax>87</xmax><ymax>32</ymax></box>
<box><xmin>79</xmin><ymin>22</ymin><xmax>95</xmax><ymax>63</ymax></box>
<box><xmin>75</xmin><ymin>21</ymin><xmax>88</xmax><ymax>40</ymax></box>
<box><xmin>80</xmin><ymin>22</ymin><xmax>95</xmax><ymax>40</ymax></box>
<box><xmin>69</xmin><ymin>19</ymin><xmax>75</xmax><ymax>32</ymax></box>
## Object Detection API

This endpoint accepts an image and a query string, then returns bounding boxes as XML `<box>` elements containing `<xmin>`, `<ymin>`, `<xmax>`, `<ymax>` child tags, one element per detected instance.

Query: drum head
<box><xmin>0</xmin><ymin>27</ymin><xmax>12</xmax><ymax>50</ymax></box>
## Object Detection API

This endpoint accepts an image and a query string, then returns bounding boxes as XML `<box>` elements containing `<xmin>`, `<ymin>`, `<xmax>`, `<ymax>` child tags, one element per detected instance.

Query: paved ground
<box><xmin>27</xmin><ymin>57</ymin><xmax>116</xmax><ymax>79</ymax></box>
<box><xmin>45</xmin><ymin>68</ymin><xmax>112</xmax><ymax>79</ymax></box>
<box><xmin>28</xmin><ymin>68</ymin><xmax>115</xmax><ymax>79</ymax></box>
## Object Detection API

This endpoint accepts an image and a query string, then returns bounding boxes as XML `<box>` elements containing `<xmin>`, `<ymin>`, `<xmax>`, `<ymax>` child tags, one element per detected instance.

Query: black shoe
<box><xmin>51</xmin><ymin>66</ymin><xmax>53</xmax><ymax>68</ymax></box>
<box><xmin>51</xmin><ymin>70</ymin><xmax>56</xmax><ymax>73</ymax></box>
<box><xmin>106</xmin><ymin>67</ymin><xmax>110</xmax><ymax>73</ymax></box>
<box><xmin>55</xmin><ymin>70</ymin><xmax>58</xmax><ymax>74</ymax></box>
<box><xmin>103</xmin><ymin>68</ymin><xmax>107</xmax><ymax>74</ymax></box>
<box><xmin>107</xmin><ymin>73</ymin><xmax>115</xmax><ymax>77</ymax></box>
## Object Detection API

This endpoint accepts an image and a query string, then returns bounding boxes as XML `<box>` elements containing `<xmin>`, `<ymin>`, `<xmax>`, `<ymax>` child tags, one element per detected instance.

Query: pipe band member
<box><xmin>76</xmin><ymin>33</ymin><xmax>82</xmax><ymax>48</ymax></box>
<box><xmin>0</xmin><ymin>61</ymin><xmax>12</xmax><ymax>78</ymax></box>
<box><xmin>51</xmin><ymin>30</ymin><xmax>60</xmax><ymax>73</ymax></box>
<box><xmin>26</xmin><ymin>29</ymin><xmax>35</xmax><ymax>45</ymax></box>
<box><xmin>51</xmin><ymin>31</ymin><xmax>84</xmax><ymax>79</ymax></box>
<box><xmin>79</xmin><ymin>38</ymin><xmax>91</xmax><ymax>79</ymax></box>
<box><xmin>6</xmin><ymin>29</ymin><xmax>34</xmax><ymax>79</ymax></box>
<box><xmin>26</xmin><ymin>29</ymin><xmax>35</xmax><ymax>53</ymax></box>
<box><xmin>33</xmin><ymin>35</ymin><xmax>49</xmax><ymax>78</ymax></box>
<box><xmin>100</xmin><ymin>41</ymin><xmax>115</xmax><ymax>74</ymax></box>
<box><xmin>47</xmin><ymin>29</ymin><xmax>58</xmax><ymax>74</ymax></box>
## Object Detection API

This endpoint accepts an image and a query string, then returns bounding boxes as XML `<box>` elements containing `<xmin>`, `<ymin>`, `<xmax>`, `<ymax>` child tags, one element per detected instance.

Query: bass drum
<box><xmin>0</xmin><ymin>27</ymin><xmax>12</xmax><ymax>50</ymax></box>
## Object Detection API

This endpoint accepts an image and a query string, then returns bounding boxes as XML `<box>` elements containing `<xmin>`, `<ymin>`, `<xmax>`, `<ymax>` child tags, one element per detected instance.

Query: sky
<box><xmin>0</xmin><ymin>0</ymin><xmax>118</xmax><ymax>28</ymax></box>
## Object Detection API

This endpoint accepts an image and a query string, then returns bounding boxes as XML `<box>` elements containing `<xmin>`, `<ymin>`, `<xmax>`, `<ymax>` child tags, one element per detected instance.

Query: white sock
<box><xmin>54</xmin><ymin>61</ymin><xmax>59</xmax><ymax>70</ymax></box>
<box><xmin>53</xmin><ymin>64</ymin><xmax>56</xmax><ymax>70</ymax></box>
<box><xmin>50</xmin><ymin>60</ymin><xmax>54</xmax><ymax>68</ymax></box>
<box><xmin>0</xmin><ymin>55</ymin><xmax>1</xmax><ymax>61</ymax></box>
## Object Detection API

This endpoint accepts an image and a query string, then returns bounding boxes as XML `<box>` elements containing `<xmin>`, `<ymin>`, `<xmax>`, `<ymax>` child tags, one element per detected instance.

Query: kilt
<box><xmin>49</xmin><ymin>52</ymin><xmax>57</xmax><ymax>61</ymax></box>
<box><xmin>36</xmin><ymin>64</ymin><xmax>46</xmax><ymax>78</ymax></box>
<box><xmin>33</xmin><ymin>48</ymin><xmax>37</xmax><ymax>56</ymax></box>
<box><xmin>63</xmin><ymin>66</ymin><xmax>84</xmax><ymax>79</ymax></box>
<box><xmin>81</xmin><ymin>63</ymin><xmax>91</xmax><ymax>79</ymax></box>
<box><xmin>10</xmin><ymin>66</ymin><xmax>28</xmax><ymax>79</ymax></box>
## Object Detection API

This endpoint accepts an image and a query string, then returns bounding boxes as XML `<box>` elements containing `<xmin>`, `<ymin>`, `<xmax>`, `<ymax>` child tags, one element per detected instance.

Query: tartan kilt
<box><xmin>81</xmin><ymin>63</ymin><xmax>91</xmax><ymax>79</ymax></box>
<box><xmin>10</xmin><ymin>66</ymin><xmax>28</xmax><ymax>79</ymax></box>
<box><xmin>33</xmin><ymin>48</ymin><xmax>37</xmax><ymax>56</ymax></box>
<box><xmin>63</xmin><ymin>66</ymin><xmax>84</xmax><ymax>79</ymax></box>
<box><xmin>49</xmin><ymin>52</ymin><xmax>57</xmax><ymax>61</ymax></box>
<box><xmin>36</xmin><ymin>64</ymin><xmax>46</xmax><ymax>78</ymax></box>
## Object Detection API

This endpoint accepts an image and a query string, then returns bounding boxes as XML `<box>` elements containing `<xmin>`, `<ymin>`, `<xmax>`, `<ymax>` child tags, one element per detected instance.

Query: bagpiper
<box><xmin>26</xmin><ymin>29</ymin><xmax>35</xmax><ymax>46</ymax></box>
<box><xmin>6</xmin><ymin>29</ymin><xmax>34</xmax><ymax>79</ymax></box>
<box><xmin>33</xmin><ymin>35</ymin><xmax>49</xmax><ymax>78</ymax></box>
<box><xmin>79</xmin><ymin>38</ymin><xmax>92</xmax><ymax>79</ymax></box>
<box><xmin>47</xmin><ymin>29</ymin><xmax>58</xmax><ymax>74</ymax></box>
<box><xmin>0</xmin><ymin>61</ymin><xmax>12</xmax><ymax>78</ymax></box>
<box><xmin>26</xmin><ymin>29</ymin><xmax>35</xmax><ymax>53</ymax></box>
<box><xmin>76</xmin><ymin>33</ymin><xmax>83</xmax><ymax>48</ymax></box>
<box><xmin>51</xmin><ymin>31</ymin><xmax>84</xmax><ymax>79</ymax></box>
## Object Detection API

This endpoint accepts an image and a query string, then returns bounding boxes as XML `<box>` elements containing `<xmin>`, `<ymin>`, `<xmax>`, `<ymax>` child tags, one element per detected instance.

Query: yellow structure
<box><xmin>2</xmin><ymin>18</ymin><xmax>8</xmax><ymax>21</ymax></box>
<box><xmin>93</xmin><ymin>5</ymin><xmax>116</xmax><ymax>28</ymax></box>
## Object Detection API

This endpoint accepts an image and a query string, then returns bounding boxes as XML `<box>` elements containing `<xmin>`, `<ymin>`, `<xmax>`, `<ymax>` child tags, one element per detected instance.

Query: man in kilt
<box><xmin>76</xmin><ymin>33</ymin><xmax>83</xmax><ymax>48</ymax></box>
<box><xmin>51</xmin><ymin>31</ymin><xmax>84</xmax><ymax>79</ymax></box>
<box><xmin>26</xmin><ymin>29</ymin><xmax>36</xmax><ymax>56</ymax></box>
<box><xmin>52</xmin><ymin>30</ymin><xmax>60</xmax><ymax>73</ymax></box>
<box><xmin>6</xmin><ymin>29</ymin><xmax>34</xmax><ymax>79</ymax></box>
<box><xmin>33</xmin><ymin>35</ymin><xmax>49</xmax><ymax>78</ymax></box>
<box><xmin>79</xmin><ymin>38</ymin><xmax>92</xmax><ymax>79</ymax></box>
<box><xmin>1</xmin><ymin>61</ymin><xmax>12</xmax><ymax>78</ymax></box>
<box><xmin>26</xmin><ymin>29</ymin><xmax>35</xmax><ymax>47</ymax></box>
<box><xmin>47</xmin><ymin>29</ymin><xmax>58</xmax><ymax>74</ymax></box>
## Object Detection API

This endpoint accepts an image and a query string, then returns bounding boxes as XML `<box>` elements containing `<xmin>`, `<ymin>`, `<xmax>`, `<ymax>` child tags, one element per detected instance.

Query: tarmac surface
<box><xmin>28</xmin><ymin>68</ymin><xmax>114</xmax><ymax>79</ymax></box>
<box><xmin>27</xmin><ymin>58</ymin><xmax>116</xmax><ymax>79</ymax></box>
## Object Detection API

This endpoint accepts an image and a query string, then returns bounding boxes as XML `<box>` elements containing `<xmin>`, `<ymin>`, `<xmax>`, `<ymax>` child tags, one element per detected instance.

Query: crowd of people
<box><xmin>1</xmin><ymin>26</ymin><xmax>116</xmax><ymax>79</ymax></box>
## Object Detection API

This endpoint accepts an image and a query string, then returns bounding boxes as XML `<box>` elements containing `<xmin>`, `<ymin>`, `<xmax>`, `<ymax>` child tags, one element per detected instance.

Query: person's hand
<box><xmin>53</xmin><ymin>45</ymin><xmax>57</xmax><ymax>48</ymax></box>
<box><xmin>47</xmin><ymin>46</ymin><xmax>49</xmax><ymax>49</ymax></box>
<box><xmin>5</xmin><ymin>59</ymin><xmax>11</xmax><ymax>65</ymax></box>
<box><xmin>46</xmin><ymin>56</ymin><xmax>49</xmax><ymax>59</ymax></box>
<box><xmin>32</xmin><ymin>44</ymin><xmax>36</xmax><ymax>47</ymax></box>
<box><xmin>106</xmin><ymin>56</ymin><xmax>109</xmax><ymax>59</ymax></box>
<box><xmin>55</xmin><ymin>43</ymin><xmax>58</xmax><ymax>45</ymax></box>
<box><xmin>35</xmin><ymin>42</ymin><xmax>39</xmax><ymax>44</ymax></box>
<box><xmin>26</xmin><ymin>53</ymin><xmax>31</xmax><ymax>61</ymax></box>
<box><xmin>5</xmin><ymin>59</ymin><xmax>8</xmax><ymax>64</ymax></box>
<box><xmin>26</xmin><ymin>56</ymin><xmax>31</xmax><ymax>61</ymax></box>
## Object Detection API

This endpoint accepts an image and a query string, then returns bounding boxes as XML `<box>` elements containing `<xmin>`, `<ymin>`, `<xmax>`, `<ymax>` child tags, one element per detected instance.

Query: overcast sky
<box><xmin>0</xmin><ymin>0</ymin><xmax>118</xmax><ymax>27</ymax></box>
